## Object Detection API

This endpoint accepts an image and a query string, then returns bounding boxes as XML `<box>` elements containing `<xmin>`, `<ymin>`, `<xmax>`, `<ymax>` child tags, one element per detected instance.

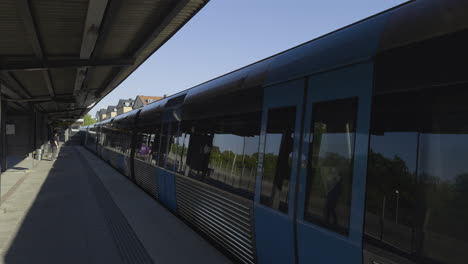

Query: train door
<box><xmin>295</xmin><ymin>62</ymin><xmax>373</xmax><ymax>263</ymax></box>
<box><xmin>254</xmin><ymin>79</ymin><xmax>305</xmax><ymax>264</ymax></box>
<box><xmin>157</xmin><ymin>113</ymin><xmax>178</xmax><ymax>211</ymax></box>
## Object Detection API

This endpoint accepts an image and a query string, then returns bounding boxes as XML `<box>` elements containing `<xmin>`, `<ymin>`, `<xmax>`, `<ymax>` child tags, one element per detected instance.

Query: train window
<box><xmin>364</xmin><ymin>86</ymin><xmax>468</xmax><ymax>264</ymax></box>
<box><xmin>122</xmin><ymin>132</ymin><xmax>132</xmax><ymax>156</ymax></box>
<box><xmin>260</xmin><ymin>107</ymin><xmax>297</xmax><ymax>213</ymax></box>
<box><xmin>102</xmin><ymin>127</ymin><xmax>132</xmax><ymax>156</ymax></box>
<box><xmin>87</xmin><ymin>127</ymin><xmax>96</xmax><ymax>148</ymax></box>
<box><xmin>134</xmin><ymin>133</ymin><xmax>154</xmax><ymax>163</ymax></box>
<box><xmin>304</xmin><ymin>98</ymin><xmax>357</xmax><ymax>234</ymax></box>
<box><xmin>182</xmin><ymin>112</ymin><xmax>261</xmax><ymax>199</ymax></box>
<box><xmin>166</xmin><ymin>122</ymin><xmax>180</xmax><ymax>171</ymax></box>
<box><xmin>243</xmin><ymin>135</ymin><xmax>260</xmax><ymax>193</ymax></box>
<box><xmin>208</xmin><ymin>132</ymin><xmax>245</xmax><ymax>190</ymax></box>
<box><xmin>162</xmin><ymin>123</ymin><xmax>178</xmax><ymax>170</ymax></box>
<box><xmin>134</xmin><ymin>126</ymin><xmax>160</xmax><ymax>165</ymax></box>
<box><xmin>173</xmin><ymin>122</ymin><xmax>190</xmax><ymax>175</ymax></box>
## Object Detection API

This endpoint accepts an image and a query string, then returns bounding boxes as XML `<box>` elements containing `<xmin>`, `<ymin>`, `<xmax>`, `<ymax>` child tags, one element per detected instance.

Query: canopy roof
<box><xmin>0</xmin><ymin>0</ymin><xmax>207</xmax><ymax>121</ymax></box>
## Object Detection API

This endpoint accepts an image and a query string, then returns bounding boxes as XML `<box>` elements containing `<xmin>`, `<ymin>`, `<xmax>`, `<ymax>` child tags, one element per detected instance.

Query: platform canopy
<box><xmin>0</xmin><ymin>0</ymin><xmax>208</xmax><ymax>121</ymax></box>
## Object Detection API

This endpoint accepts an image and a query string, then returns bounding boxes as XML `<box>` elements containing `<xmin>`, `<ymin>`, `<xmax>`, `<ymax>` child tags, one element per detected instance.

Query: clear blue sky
<box><xmin>90</xmin><ymin>0</ymin><xmax>408</xmax><ymax>117</ymax></box>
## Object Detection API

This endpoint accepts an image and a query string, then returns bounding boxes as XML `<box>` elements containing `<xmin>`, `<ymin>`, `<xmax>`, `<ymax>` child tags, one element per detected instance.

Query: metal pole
<box><xmin>0</xmin><ymin>83</ymin><xmax>6</xmax><ymax>203</ymax></box>
<box><xmin>0</xmin><ymin>84</ymin><xmax>5</xmax><ymax>172</ymax></box>
<box><xmin>395</xmin><ymin>189</ymin><xmax>400</xmax><ymax>224</ymax></box>
<box><xmin>0</xmin><ymin>85</ymin><xmax>2</xmax><ymax>201</ymax></box>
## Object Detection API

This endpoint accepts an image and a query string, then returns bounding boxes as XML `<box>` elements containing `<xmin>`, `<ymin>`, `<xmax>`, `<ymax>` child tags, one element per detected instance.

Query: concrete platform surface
<box><xmin>0</xmin><ymin>146</ymin><xmax>231</xmax><ymax>264</ymax></box>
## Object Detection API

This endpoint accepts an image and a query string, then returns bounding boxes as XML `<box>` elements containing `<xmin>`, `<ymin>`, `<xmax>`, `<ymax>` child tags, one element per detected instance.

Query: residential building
<box><xmin>106</xmin><ymin>105</ymin><xmax>117</xmax><ymax>119</ymax></box>
<box><xmin>116</xmin><ymin>98</ymin><xmax>135</xmax><ymax>115</ymax></box>
<box><xmin>96</xmin><ymin>109</ymin><xmax>107</xmax><ymax>122</ymax></box>
<box><xmin>133</xmin><ymin>95</ymin><xmax>163</xmax><ymax>109</ymax></box>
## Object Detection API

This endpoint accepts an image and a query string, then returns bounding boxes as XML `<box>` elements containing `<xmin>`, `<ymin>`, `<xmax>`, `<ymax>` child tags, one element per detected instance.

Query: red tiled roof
<box><xmin>136</xmin><ymin>95</ymin><xmax>163</xmax><ymax>105</ymax></box>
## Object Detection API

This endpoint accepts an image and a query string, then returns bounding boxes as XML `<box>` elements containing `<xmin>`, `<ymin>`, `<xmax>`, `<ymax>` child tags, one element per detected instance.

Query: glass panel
<box><xmin>304</xmin><ymin>98</ymin><xmax>357</xmax><ymax>234</ymax></box>
<box><xmin>260</xmin><ymin>107</ymin><xmax>297</xmax><ymax>213</ymax></box>
<box><xmin>182</xmin><ymin>112</ymin><xmax>261</xmax><ymax>199</ymax></box>
<box><xmin>87</xmin><ymin>127</ymin><xmax>96</xmax><ymax>148</ymax></box>
<box><xmin>134</xmin><ymin>126</ymin><xmax>160</xmax><ymax>165</ymax></box>
<box><xmin>243</xmin><ymin>136</ymin><xmax>260</xmax><ymax>193</ymax></box>
<box><xmin>134</xmin><ymin>133</ymin><xmax>154</xmax><ymax>163</ymax></box>
<box><xmin>158</xmin><ymin>124</ymin><xmax>170</xmax><ymax>166</ymax></box>
<box><xmin>102</xmin><ymin>126</ymin><xmax>132</xmax><ymax>155</ymax></box>
<box><xmin>174</xmin><ymin>131</ymin><xmax>190</xmax><ymax>175</ymax></box>
<box><xmin>418</xmin><ymin>91</ymin><xmax>468</xmax><ymax>264</ymax></box>
<box><xmin>208</xmin><ymin>134</ymin><xmax>245</xmax><ymax>187</ymax></box>
<box><xmin>364</xmin><ymin>87</ymin><xmax>468</xmax><ymax>264</ymax></box>
<box><xmin>366</xmin><ymin>132</ymin><xmax>418</xmax><ymax>252</ymax></box>
<box><xmin>166</xmin><ymin>122</ymin><xmax>180</xmax><ymax>171</ymax></box>
<box><xmin>185</xmin><ymin>132</ymin><xmax>212</xmax><ymax>179</ymax></box>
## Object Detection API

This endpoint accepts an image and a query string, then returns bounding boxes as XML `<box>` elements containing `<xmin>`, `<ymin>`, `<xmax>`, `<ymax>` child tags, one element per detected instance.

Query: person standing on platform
<box><xmin>50</xmin><ymin>132</ymin><xmax>59</xmax><ymax>161</ymax></box>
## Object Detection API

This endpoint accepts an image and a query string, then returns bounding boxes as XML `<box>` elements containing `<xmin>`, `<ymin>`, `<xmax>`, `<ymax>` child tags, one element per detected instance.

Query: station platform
<box><xmin>0</xmin><ymin>146</ymin><xmax>231</xmax><ymax>264</ymax></box>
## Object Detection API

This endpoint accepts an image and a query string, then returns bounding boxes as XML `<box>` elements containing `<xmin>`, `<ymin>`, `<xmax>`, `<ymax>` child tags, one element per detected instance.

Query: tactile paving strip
<box><xmin>75</xmin><ymin>148</ymin><xmax>153</xmax><ymax>264</ymax></box>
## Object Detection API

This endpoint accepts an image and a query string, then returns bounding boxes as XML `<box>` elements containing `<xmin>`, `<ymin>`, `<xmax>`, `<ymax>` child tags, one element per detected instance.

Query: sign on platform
<box><xmin>6</xmin><ymin>124</ymin><xmax>15</xmax><ymax>135</ymax></box>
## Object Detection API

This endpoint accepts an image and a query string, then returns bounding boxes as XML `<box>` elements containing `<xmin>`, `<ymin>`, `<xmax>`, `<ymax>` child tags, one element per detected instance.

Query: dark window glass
<box><xmin>102</xmin><ymin>126</ymin><xmax>132</xmax><ymax>155</ymax></box>
<box><xmin>208</xmin><ymin>133</ymin><xmax>245</xmax><ymax>188</ymax></box>
<box><xmin>121</xmin><ymin>132</ymin><xmax>133</xmax><ymax>156</ymax></box>
<box><xmin>134</xmin><ymin>126</ymin><xmax>160</xmax><ymax>165</ymax></box>
<box><xmin>243</xmin><ymin>136</ymin><xmax>260</xmax><ymax>193</ymax></box>
<box><xmin>181</xmin><ymin>112</ymin><xmax>261</xmax><ymax>199</ymax></box>
<box><xmin>173</xmin><ymin>126</ymin><xmax>190</xmax><ymax>175</ymax></box>
<box><xmin>87</xmin><ymin>127</ymin><xmax>97</xmax><ymax>148</ymax></box>
<box><xmin>304</xmin><ymin>98</ymin><xmax>357</xmax><ymax>234</ymax></box>
<box><xmin>166</xmin><ymin>122</ymin><xmax>180</xmax><ymax>171</ymax></box>
<box><xmin>364</xmin><ymin>86</ymin><xmax>468</xmax><ymax>264</ymax></box>
<box><xmin>260</xmin><ymin>107</ymin><xmax>297</xmax><ymax>213</ymax></box>
<box><xmin>134</xmin><ymin>133</ymin><xmax>154</xmax><ymax>163</ymax></box>
<box><xmin>365</xmin><ymin>131</ymin><xmax>418</xmax><ymax>253</ymax></box>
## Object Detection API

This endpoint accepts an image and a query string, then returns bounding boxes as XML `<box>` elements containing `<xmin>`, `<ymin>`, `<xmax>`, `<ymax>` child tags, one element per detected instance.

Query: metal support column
<box><xmin>0</xmin><ymin>84</ymin><xmax>6</xmax><ymax>172</ymax></box>
<box><xmin>32</xmin><ymin>109</ymin><xmax>39</xmax><ymax>161</ymax></box>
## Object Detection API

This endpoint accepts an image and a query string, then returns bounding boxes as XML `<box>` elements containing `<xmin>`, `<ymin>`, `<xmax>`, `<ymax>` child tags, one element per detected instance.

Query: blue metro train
<box><xmin>81</xmin><ymin>1</ymin><xmax>468</xmax><ymax>263</ymax></box>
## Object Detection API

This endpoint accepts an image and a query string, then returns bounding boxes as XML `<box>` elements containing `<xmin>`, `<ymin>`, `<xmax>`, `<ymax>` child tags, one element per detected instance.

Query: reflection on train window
<box><xmin>134</xmin><ymin>126</ymin><xmax>160</xmax><ymax>165</ymax></box>
<box><xmin>172</xmin><ymin>122</ymin><xmax>190</xmax><ymax>175</ymax></box>
<box><xmin>159</xmin><ymin>123</ymin><xmax>170</xmax><ymax>166</ymax></box>
<box><xmin>304</xmin><ymin>98</ymin><xmax>357</xmax><ymax>234</ymax></box>
<box><xmin>134</xmin><ymin>133</ymin><xmax>154</xmax><ymax>163</ymax></box>
<box><xmin>260</xmin><ymin>107</ymin><xmax>297</xmax><ymax>213</ymax></box>
<box><xmin>166</xmin><ymin>122</ymin><xmax>180</xmax><ymax>171</ymax></box>
<box><xmin>86</xmin><ymin>127</ymin><xmax>97</xmax><ymax>149</ymax></box>
<box><xmin>167</xmin><ymin>122</ymin><xmax>191</xmax><ymax>173</ymax></box>
<box><xmin>102</xmin><ymin>126</ymin><xmax>132</xmax><ymax>156</ymax></box>
<box><xmin>179</xmin><ymin>112</ymin><xmax>261</xmax><ymax>199</ymax></box>
<box><xmin>364</xmin><ymin>86</ymin><xmax>468</xmax><ymax>264</ymax></box>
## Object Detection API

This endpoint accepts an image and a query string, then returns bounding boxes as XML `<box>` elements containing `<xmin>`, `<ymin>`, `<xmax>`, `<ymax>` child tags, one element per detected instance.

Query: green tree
<box><xmin>83</xmin><ymin>114</ymin><xmax>97</xmax><ymax>126</ymax></box>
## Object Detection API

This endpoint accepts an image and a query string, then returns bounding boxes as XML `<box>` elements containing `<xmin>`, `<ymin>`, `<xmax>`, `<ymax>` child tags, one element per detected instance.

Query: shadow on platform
<box><xmin>2</xmin><ymin>147</ymin><xmax>123</xmax><ymax>264</ymax></box>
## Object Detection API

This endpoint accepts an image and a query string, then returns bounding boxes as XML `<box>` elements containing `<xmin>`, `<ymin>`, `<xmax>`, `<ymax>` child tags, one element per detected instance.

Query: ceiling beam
<box><xmin>16</xmin><ymin>0</ymin><xmax>44</xmax><ymax>57</ymax></box>
<box><xmin>42</xmin><ymin>70</ymin><xmax>55</xmax><ymax>97</ymax></box>
<box><xmin>3</xmin><ymin>95</ymin><xmax>75</xmax><ymax>103</ymax></box>
<box><xmin>0</xmin><ymin>58</ymin><xmax>135</xmax><ymax>71</ymax></box>
<box><xmin>0</xmin><ymin>72</ymin><xmax>45</xmax><ymax>113</ymax></box>
<box><xmin>0</xmin><ymin>72</ymin><xmax>32</xmax><ymax>99</ymax></box>
<box><xmin>4</xmin><ymin>99</ymin><xmax>29</xmax><ymax>112</ymax></box>
<box><xmin>91</xmin><ymin>0</ymin><xmax>123</xmax><ymax>58</ymax></box>
<box><xmin>16</xmin><ymin>0</ymin><xmax>56</xmax><ymax>98</ymax></box>
<box><xmin>134</xmin><ymin>0</ymin><xmax>192</xmax><ymax>58</ymax></box>
<box><xmin>0</xmin><ymin>80</ymin><xmax>23</xmax><ymax>100</ymax></box>
<box><xmin>46</xmin><ymin>108</ymin><xmax>87</xmax><ymax>115</ymax></box>
<box><xmin>74</xmin><ymin>0</ymin><xmax>109</xmax><ymax>96</ymax></box>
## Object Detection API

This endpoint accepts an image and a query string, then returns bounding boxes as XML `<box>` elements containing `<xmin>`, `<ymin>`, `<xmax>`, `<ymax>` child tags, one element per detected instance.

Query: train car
<box><xmin>82</xmin><ymin>1</ymin><xmax>468</xmax><ymax>263</ymax></box>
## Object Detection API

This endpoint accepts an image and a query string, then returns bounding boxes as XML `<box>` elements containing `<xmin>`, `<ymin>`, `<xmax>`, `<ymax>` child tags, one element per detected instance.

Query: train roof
<box><xmin>94</xmin><ymin>0</ymin><xmax>468</xmax><ymax>126</ymax></box>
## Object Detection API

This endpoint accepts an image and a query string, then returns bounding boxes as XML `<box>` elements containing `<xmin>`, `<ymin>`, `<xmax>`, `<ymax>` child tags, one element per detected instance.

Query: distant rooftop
<box><xmin>137</xmin><ymin>95</ymin><xmax>163</xmax><ymax>105</ymax></box>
